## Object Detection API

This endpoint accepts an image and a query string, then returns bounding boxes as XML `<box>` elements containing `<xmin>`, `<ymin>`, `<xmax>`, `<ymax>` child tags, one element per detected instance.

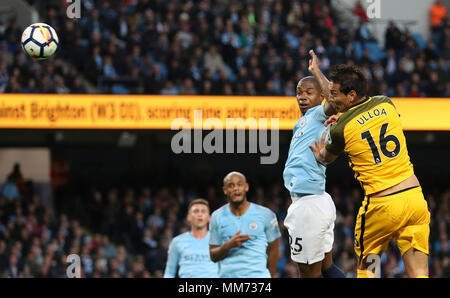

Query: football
<box><xmin>21</xmin><ymin>23</ymin><xmax>59</xmax><ymax>60</ymax></box>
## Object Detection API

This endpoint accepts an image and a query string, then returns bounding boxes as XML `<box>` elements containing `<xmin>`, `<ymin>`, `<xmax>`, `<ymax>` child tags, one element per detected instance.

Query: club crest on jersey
<box><xmin>249</xmin><ymin>222</ymin><xmax>258</xmax><ymax>230</ymax></box>
<box><xmin>299</xmin><ymin>117</ymin><xmax>306</xmax><ymax>127</ymax></box>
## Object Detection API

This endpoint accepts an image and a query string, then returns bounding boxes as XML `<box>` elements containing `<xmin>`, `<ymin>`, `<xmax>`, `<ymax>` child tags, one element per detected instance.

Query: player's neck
<box><xmin>229</xmin><ymin>200</ymin><xmax>250</xmax><ymax>217</ymax></box>
<box><xmin>350</xmin><ymin>96</ymin><xmax>369</xmax><ymax>108</ymax></box>
<box><xmin>190</xmin><ymin>227</ymin><xmax>208</xmax><ymax>239</ymax></box>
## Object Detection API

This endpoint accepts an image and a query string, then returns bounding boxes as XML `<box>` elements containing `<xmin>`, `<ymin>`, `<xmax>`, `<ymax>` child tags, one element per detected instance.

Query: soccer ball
<box><xmin>21</xmin><ymin>23</ymin><xmax>59</xmax><ymax>60</ymax></box>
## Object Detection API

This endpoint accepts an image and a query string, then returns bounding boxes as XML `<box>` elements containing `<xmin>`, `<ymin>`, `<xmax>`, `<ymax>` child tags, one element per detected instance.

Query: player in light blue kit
<box><xmin>283</xmin><ymin>50</ymin><xmax>345</xmax><ymax>278</ymax></box>
<box><xmin>209</xmin><ymin>171</ymin><xmax>281</xmax><ymax>278</ymax></box>
<box><xmin>164</xmin><ymin>199</ymin><xmax>218</xmax><ymax>278</ymax></box>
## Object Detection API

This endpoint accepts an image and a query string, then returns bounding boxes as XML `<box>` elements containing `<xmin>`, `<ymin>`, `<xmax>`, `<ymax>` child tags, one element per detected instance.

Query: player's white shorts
<box><xmin>283</xmin><ymin>192</ymin><xmax>336</xmax><ymax>264</ymax></box>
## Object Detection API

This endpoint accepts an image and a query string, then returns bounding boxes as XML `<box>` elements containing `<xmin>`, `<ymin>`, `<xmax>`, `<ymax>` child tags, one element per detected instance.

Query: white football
<box><xmin>21</xmin><ymin>23</ymin><xmax>59</xmax><ymax>60</ymax></box>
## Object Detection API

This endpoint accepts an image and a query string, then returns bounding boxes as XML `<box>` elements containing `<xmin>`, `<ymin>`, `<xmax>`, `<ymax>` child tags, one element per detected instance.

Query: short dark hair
<box><xmin>329</xmin><ymin>64</ymin><xmax>367</xmax><ymax>98</ymax></box>
<box><xmin>188</xmin><ymin>198</ymin><xmax>210</xmax><ymax>212</ymax></box>
<box><xmin>298</xmin><ymin>76</ymin><xmax>321</xmax><ymax>91</ymax></box>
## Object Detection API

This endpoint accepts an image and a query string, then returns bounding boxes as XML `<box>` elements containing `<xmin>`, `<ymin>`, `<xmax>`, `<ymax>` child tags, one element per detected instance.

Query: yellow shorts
<box><xmin>354</xmin><ymin>186</ymin><xmax>430</xmax><ymax>262</ymax></box>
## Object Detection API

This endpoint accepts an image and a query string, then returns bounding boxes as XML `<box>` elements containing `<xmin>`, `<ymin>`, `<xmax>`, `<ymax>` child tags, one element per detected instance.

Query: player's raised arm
<box><xmin>308</xmin><ymin>50</ymin><xmax>337</xmax><ymax>116</ymax></box>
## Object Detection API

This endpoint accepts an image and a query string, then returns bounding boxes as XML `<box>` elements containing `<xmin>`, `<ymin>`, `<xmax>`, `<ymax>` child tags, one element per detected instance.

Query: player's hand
<box><xmin>309</xmin><ymin>130</ymin><xmax>328</xmax><ymax>161</ymax></box>
<box><xmin>308</xmin><ymin>50</ymin><xmax>319</xmax><ymax>74</ymax></box>
<box><xmin>228</xmin><ymin>229</ymin><xmax>251</xmax><ymax>248</ymax></box>
<box><xmin>324</xmin><ymin>115</ymin><xmax>339</xmax><ymax>127</ymax></box>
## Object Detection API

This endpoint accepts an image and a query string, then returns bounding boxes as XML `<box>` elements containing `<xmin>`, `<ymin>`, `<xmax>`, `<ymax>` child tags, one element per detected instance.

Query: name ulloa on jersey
<box><xmin>356</xmin><ymin>108</ymin><xmax>387</xmax><ymax>125</ymax></box>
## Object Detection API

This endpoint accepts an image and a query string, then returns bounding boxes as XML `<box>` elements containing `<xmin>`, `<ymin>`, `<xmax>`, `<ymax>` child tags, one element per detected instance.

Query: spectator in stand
<box><xmin>353</xmin><ymin>0</ymin><xmax>369</xmax><ymax>23</ymax></box>
<box><xmin>430</xmin><ymin>0</ymin><xmax>448</xmax><ymax>33</ymax></box>
<box><xmin>0</xmin><ymin>172</ymin><xmax>448</xmax><ymax>278</ymax></box>
<box><xmin>1</xmin><ymin>0</ymin><xmax>448</xmax><ymax>97</ymax></box>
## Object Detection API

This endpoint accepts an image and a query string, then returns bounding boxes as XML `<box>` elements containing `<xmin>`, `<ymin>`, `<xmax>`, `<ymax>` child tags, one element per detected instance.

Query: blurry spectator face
<box><xmin>9</xmin><ymin>255</ymin><xmax>17</xmax><ymax>266</ymax></box>
<box><xmin>28</xmin><ymin>79</ymin><xmax>36</xmax><ymax>89</ymax></box>
<box><xmin>416</xmin><ymin>58</ymin><xmax>425</xmax><ymax>70</ymax></box>
<box><xmin>224</xmin><ymin>84</ymin><xmax>233</xmax><ymax>95</ymax></box>
<box><xmin>412</xmin><ymin>73</ymin><xmax>420</xmax><ymax>83</ymax></box>
<box><xmin>249</xmin><ymin>57</ymin><xmax>258</xmax><ymax>68</ymax></box>
<box><xmin>225</xmin><ymin>20</ymin><xmax>234</xmax><ymax>32</ymax></box>
<box><xmin>430</xmin><ymin>72</ymin><xmax>439</xmax><ymax>82</ymax></box>
<box><xmin>187</xmin><ymin>203</ymin><xmax>210</xmax><ymax>230</ymax></box>
<box><xmin>296</xmin><ymin>78</ymin><xmax>323</xmax><ymax>115</ymax></box>
<box><xmin>184</xmin><ymin>78</ymin><xmax>193</xmax><ymax>89</ymax></box>
<box><xmin>387</xmin><ymin>49</ymin><xmax>396</xmax><ymax>58</ymax></box>
<box><xmin>380</xmin><ymin>83</ymin><xmax>389</xmax><ymax>94</ymax></box>
<box><xmin>238</xmin><ymin>67</ymin><xmax>247</xmax><ymax>77</ymax></box>
<box><xmin>253</xmin><ymin>68</ymin><xmax>262</xmax><ymax>79</ymax></box>
<box><xmin>203</xmin><ymin>80</ymin><xmax>212</xmax><ymax>92</ymax></box>
<box><xmin>396</xmin><ymin>83</ymin><xmax>406</xmax><ymax>96</ymax></box>
<box><xmin>245</xmin><ymin>81</ymin><xmax>255</xmax><ymax>92</ymax></box>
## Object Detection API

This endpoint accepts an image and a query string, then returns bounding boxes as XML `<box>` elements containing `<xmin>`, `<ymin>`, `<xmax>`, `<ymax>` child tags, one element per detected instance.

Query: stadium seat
<box><xmin>353</xmin><ymin>41</ymin><xmax>364</xmax><ymax>60</ymax></box>
<box><xmin>364</xmin><ymin>42</ymin><xmax>386</xmax><ymax>62</ymax></box>
<box><xmin>412</xmin><ymin>33</ymin><xmax>427</xmax><ymax>49</ymax></box>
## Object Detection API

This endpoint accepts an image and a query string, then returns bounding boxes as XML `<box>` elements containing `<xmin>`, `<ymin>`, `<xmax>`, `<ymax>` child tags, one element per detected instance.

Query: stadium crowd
<box><xmin>0</xmin><ymin>163</ymin><xmax>449</xmax><ymax>278</ymax></box>
<box><xmin>0</xmin><ymin>0</ymin><xmax>448</xmax><ymax>96</ymax></box>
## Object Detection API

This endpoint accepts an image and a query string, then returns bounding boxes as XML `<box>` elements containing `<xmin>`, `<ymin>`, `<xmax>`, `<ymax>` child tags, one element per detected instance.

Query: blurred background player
<box><xmin>283</xmin><ymin>50</ymin><xmax>344</xmax><ymax>278</ymax></box>
<box><xmin>209</xmin><ymin>171</ymin><xmax>281</xmax><ymax>278</ymax></box>
<box><xmin>164</xmin><ymin>199</ymin><xmax>218</xmax><ymax>278</ymax></box>
<box><xmin>310</xmin><ymin>64</ymin><xmax>431</xmax><ymax>278</ymax></box>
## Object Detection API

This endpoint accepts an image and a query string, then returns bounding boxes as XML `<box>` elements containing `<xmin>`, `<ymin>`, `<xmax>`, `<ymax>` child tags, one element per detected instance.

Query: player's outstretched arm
<box><xmin>163</xmin><ymin>239</ymin><xmax>179</xmax><ymax>278</ymax></box>
<box><xmin>308</xmin><ymin>50</ymin><xmax>337</xmax><ymax>116</ymax></box>
<box><xmin>266</xmin><ymin>238</ymin><xmax>280</xmax><ymax>277</ymax></box>
<box><xmin>309</xmin><ymin>131</ymin><xmax>338</xmax><ymax>165</ymax></box>
<box><xmin>209</xmin><ymin>229</ymin><xmax>251</xmax><ymax>262</ymax></box>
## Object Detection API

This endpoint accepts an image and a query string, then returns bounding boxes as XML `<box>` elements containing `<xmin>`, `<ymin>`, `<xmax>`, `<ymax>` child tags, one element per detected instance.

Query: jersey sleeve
<box><xmin>263</xmin><ymin>209</ymin><xmax>281</xmax><ymax>243</ymax></box>
<box><xmin>313</xmin><ymin>104</ymin><xmax>328</xmax><ymax>123</ymax></box>
<box><xmin>325</xmin><ymin>122</ymin><xmax>345</xmax><ymax>155</ymax></box>
<box><xmin>163</xmin><ymin>237</ymin><xmax>180</xmax><ymax>278</ymax></box>
<box><xmin>381</xmin><ymin>95</ymin><xmax>400</xmax><ymax>116</ymax></box>
<box><xmin>209</xmin><ymin>211</ymin><xmax>221</xmax><ymax>246</ymax></box>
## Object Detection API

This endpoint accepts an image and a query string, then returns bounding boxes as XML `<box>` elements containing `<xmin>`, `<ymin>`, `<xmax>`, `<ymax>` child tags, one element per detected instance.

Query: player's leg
<box><xmin>321</xmin><ymin>251</ymin><xmax>332</xmax><ymax>270</ymax></box>
<box><xmin>356</xmin><ymin>253</ymin><xmax>383</xmax><ymax>278</ymax></box>
<box><xmin>296</xmin><ymin>251</ymin><xmax>339</xmax><ymax>278</ymax></box>
<box><xmin>320</xmin><ymin>194</ymin><xmax>345</xmax><ymax>278</ymax></box>
<box><xmin>321</xmin><ymin>251</ymin><xmax>345</xmax><ymax>277</ymax></box>
<box><xmin>354</xmin><ymin>196</ymin><xmax>393</xmax><ymax>278</ymax></box>
<box><xmin>396</xmin><ymin>187</ymin><xmax>430</xmax><ymax>278</ymax></box>
<box><xmin>296</xmin><ymin>260</ymin><xmax>322</xmax><ymax>278</ymax></box>
<box><xmin>402</xmin><ymin>247</ymin><xmax>429</xmax><ymax>277</ymax></box>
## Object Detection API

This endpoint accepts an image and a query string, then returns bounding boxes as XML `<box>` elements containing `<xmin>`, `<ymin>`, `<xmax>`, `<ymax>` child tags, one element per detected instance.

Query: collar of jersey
<box><xmin>304</xmin><ymin>104</ymin><xmax>321</xmax><ymax>116</ymax></box>
<box><xmin>348</xmin><ymin>96</ymin><xmax>372</xmax><ymax>111</ymax></box>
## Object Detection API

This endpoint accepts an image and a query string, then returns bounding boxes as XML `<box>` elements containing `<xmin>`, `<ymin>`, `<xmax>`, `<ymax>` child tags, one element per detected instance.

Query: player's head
<box><xmin>296</xmin><ymin>76</ymin><xmax>323</xmax><ymax>115</ymax></box>
<box><xmin>222</xmin><ymin>171</ymin><xmax>249</xmax><ymax>208</ymax></box>
<box><xmin>329</xmin><ymin>64</ymin><xmax>368</xmax><ymax>113</ymax></box>
<box><xmin>187</xmin><ymin>198</ymin><xmax>210</xmax><ymax>230</ymax></box>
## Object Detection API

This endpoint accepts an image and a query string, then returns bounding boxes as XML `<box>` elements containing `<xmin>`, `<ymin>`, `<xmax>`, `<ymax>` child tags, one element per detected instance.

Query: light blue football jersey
<box><xmin>164</xmin><ymin>231</ymin><xmax>219</xmax><ymax>278</ymax></box>
<box><xmin>209</xmin><ymin>202</ymin><xmax>281</xmax><ymax>278</ymax></box>
<box><xmin>283</xmin><ymin>104</ymin><xmax>329</xmax><ymax>195</ymax></box>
